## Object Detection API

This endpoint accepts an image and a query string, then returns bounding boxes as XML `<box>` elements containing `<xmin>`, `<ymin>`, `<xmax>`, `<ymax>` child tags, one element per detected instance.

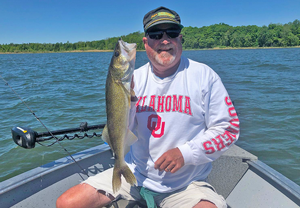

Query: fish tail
<box><xmin>112</xmin><ymin>163</ymin><xmax>137</xmax><ymax>193</ymax></box>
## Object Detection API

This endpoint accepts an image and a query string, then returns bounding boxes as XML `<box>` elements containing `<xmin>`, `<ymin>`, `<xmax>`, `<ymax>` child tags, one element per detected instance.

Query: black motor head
<box><xmin>11</xmin><ymin>126</ymin><xmax>37</xmax><ymax>149</ymax></box>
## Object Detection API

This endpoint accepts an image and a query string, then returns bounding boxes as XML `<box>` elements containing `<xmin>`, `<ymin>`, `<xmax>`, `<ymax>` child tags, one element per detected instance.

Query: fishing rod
<box><xmin>1</xmin><ymin>74</ymin><xmax>102</xmax><ymax>177</ymax></box>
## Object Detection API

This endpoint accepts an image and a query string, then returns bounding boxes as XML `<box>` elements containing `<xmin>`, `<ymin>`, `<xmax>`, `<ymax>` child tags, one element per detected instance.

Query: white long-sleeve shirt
<box><xmin>125</xmin><ymin>56</ymin><xmax>240</xmax><ymax>193</ymax></box>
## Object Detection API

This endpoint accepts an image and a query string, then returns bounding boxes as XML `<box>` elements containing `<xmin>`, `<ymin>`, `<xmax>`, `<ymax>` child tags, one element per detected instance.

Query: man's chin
<box><xmin>155</xmin><ymin>55</ymin><xmax>176</xmax><ymax>66</ymax></box>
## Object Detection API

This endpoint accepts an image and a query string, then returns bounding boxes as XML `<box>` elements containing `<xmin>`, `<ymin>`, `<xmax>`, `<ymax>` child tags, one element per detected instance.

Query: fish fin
<box><xmin>112</xmin><ymin>163</ymin><xmax>137</xmax><ymax>193</ymax></box>
<box><xmin>124</xmin><ymin>129</ymin><xmax>138</xmax><ymax>155</ymax></box>
<box><xmin>102</xmin><ymin>125</ymin><xmax>113</xmax><ymax>149</ymax></box>
<box><xmin>120</xmin><ymin>80</ymin><xmax>131</xmax><ymax>94</ymax></box>
<box><xmin>124</xmin><ymin>81</ymin><xmax>131</xmax><ymax>92</ymax></box>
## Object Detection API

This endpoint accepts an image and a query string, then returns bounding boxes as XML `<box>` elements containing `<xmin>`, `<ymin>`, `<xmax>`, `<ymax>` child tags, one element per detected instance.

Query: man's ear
<box><xmin>143</xmin><ymin>37</ymin><xmax>148</xmax><ymax>45</ymax></box>
<box><xmin>179</xmin><ymin>34</ymin><xmax>183</xmax><ymax>44</ymax></box>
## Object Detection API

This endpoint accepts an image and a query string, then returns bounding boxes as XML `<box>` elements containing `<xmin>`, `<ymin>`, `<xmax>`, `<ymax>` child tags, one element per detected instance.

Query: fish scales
<box><xmin>102</xmin><ymin>39</ymin><xmax>137</xmax><ymax>193</ymax></box>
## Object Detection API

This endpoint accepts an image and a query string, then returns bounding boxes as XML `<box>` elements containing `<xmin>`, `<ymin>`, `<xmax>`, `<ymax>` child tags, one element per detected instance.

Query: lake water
<box><xmin>0</xmin><ymin>48</ymin><xmax>299</xmax><ymax>186</ymax></box>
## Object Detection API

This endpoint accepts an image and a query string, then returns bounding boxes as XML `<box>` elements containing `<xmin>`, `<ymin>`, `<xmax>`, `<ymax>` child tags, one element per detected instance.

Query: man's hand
<box><xmin>154</xmin><ymin>148</ymin><xmax>184</xmax><ymax>173</ymax></box>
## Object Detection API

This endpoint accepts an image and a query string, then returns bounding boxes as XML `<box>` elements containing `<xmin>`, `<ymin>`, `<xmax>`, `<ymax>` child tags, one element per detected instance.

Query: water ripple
<box><xmin>1</xmin><ymin>48</ymin><xmax>300</xmax><ymax>185</ymax></box>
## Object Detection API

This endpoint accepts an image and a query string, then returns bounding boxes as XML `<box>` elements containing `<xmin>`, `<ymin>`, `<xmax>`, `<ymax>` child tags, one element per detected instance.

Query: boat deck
<box><xmin>0</xmin><ymin>144</ymin><xmax>299</xmax><ymax>208</ymax></box>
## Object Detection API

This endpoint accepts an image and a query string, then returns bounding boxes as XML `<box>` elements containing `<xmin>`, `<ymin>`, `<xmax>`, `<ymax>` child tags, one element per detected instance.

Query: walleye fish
<box><xmin>102</xmin><ymin>39</ymin><xmax>137</xmax><ymax>193</ymax></box>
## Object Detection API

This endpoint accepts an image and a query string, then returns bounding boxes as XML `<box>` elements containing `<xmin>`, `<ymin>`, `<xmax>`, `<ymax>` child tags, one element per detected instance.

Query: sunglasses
<box><xmin>146</xmin><ymin>29</ymin><xmax>181</xmax><ymax>40</ymax></box>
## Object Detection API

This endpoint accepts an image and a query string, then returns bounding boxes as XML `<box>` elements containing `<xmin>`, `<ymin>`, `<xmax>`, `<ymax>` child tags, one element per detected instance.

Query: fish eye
<box><xmin>115</xmin><ymin>51</ymin><xmax>120</xmax><ymax>57</ymax></box>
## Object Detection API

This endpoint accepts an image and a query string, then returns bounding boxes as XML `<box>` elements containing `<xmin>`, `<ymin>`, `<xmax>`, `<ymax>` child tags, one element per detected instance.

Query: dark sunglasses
<box><xmin>146</xmin><ymin>29</ymin><xmax>181</xmax><ymax>40</ymax></box>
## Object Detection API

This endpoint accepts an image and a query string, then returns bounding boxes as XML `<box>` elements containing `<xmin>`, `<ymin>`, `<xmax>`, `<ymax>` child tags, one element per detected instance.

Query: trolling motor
<box><xmin>12</xmin><ymin>126</ymin><xmax>37</xmax><ymax>149</ymax></box>
<box><xmin>11</xmin><ymin>122</ymin><xmax>105</xmax><ymax>149</ymax></box>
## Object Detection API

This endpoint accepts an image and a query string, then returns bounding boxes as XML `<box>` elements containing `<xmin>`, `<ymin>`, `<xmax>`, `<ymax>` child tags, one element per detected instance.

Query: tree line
<box><xmin>1</xmin><ymin>19</ymin><xmax>299</xmax><ymax>53</ymax></box>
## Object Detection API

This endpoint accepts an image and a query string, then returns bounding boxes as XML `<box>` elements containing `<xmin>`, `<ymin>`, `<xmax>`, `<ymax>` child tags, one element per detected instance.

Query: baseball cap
<box><xmin>143</xmin><ymin>6</ymin><xmax>184</xmax><ymax>32</ymax></box>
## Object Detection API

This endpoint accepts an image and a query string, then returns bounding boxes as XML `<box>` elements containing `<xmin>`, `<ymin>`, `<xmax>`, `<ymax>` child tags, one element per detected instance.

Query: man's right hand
<box><xmin>154</xmin><ymin>147</ymin><xmax>185</xmax><ymax>173</ymax></box>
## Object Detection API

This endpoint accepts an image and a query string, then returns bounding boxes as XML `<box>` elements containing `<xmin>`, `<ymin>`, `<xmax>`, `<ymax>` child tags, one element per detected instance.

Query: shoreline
<box><xmin>0</xmin><ymin>49</ymin><xmax>113</xmax><ymax>54</ymax></box>
<box><xmin>1</xmin><ymin>46</ymin><xmax>300</xmax><ymax>54</ymax></box>
<box><xmin>184</xmin><ymin>45</ymin><xmax>300</xmax><ymax>50</ymax></box>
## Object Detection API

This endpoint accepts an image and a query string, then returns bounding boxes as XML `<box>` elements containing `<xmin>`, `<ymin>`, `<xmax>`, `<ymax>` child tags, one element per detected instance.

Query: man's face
<box><xmin>143</xmin><ymin>24</ymin><xmax>182</xmax><ymax>76</ymax></box>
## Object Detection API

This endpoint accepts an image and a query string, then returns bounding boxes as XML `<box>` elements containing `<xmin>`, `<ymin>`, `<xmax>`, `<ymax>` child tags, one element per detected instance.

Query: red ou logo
<box><xmin>147</xmin><ymin>114</ymin><xmax>165</xmax><ymax>138</ymax></box>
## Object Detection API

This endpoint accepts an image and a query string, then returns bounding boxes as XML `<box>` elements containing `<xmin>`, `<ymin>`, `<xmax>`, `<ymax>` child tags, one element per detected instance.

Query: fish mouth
<box><xmin>120</xmin><ymin>40</ymin><xmax>137</xmax><ymax>62</ymax></box>
<box><xmin>119</xmin><ymin>40</ymin><xmax>136</xmax><ymax>82</ymax></box>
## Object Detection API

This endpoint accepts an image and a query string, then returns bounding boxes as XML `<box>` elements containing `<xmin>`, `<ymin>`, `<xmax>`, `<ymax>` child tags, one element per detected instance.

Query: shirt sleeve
<box><xmin>178</xmin><ymin>77</ymin><xmax>240</xmax><ymax>166</ymax></box>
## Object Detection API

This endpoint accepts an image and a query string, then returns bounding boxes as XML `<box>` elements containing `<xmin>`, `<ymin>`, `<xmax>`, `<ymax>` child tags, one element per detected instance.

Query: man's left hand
<box><xmin>154</xmin><ymin>148</ymin><xmax>184</xmax><ymax>173</ymax></box>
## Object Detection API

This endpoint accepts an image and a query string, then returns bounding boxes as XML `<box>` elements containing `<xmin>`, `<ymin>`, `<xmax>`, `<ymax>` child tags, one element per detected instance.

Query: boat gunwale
<box><xmin>248</xmin><ymin>160</ymin><xmax>300</xmax><ymax>204</ymax></box>
<box><xmin>0</xmin><ymin>144</ymin><xmax>111</xmax><ymax>195</ymax></box>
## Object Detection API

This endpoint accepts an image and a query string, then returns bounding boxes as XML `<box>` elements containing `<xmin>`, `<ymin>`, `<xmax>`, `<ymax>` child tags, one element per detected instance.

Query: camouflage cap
<box><xmin>143</xmin><ymin>6</ymin><xmax>184</xmax><ymax>32</ymax></box>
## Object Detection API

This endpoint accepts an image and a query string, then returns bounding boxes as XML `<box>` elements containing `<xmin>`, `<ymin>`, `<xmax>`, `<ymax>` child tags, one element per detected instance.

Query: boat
<box><xmin>0</xmin><ymin>124</ymin><xmax>299</xmax><ymax>208</ymax></box>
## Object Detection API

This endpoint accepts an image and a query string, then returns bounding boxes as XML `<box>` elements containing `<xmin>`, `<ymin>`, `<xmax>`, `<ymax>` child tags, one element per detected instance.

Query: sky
<box><xmin>0</xmin><ymin>0</ymin><xmax>299</xmax><ymax>44</ymax></box>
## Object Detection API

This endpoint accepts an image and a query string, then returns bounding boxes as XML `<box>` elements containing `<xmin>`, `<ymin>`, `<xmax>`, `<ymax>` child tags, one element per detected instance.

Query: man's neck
<box><xmin>152</xmin><ymin>59</ymin><xmax>181</xmax><ymax>78</ymax></box>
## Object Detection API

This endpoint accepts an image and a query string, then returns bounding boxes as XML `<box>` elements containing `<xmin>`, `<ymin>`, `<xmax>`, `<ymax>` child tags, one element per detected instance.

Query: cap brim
<box><xmin>145</xmin><ymin>21</ymin><xmax>184</xmax><ymax>32</ymax></box>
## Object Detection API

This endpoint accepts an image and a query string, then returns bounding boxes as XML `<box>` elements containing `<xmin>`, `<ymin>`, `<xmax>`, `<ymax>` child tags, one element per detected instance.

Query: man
<box><xmin>57</xmin><ymin>6</ymin><xmax>239</xmax><ymax>208</ymax></box>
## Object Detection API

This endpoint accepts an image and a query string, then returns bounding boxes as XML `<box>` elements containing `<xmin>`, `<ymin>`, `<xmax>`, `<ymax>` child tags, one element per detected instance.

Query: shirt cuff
<box><xmin>177</xmin><ymin>143</ymin><xmax>194</xmax><ymax>165</ymax></box>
